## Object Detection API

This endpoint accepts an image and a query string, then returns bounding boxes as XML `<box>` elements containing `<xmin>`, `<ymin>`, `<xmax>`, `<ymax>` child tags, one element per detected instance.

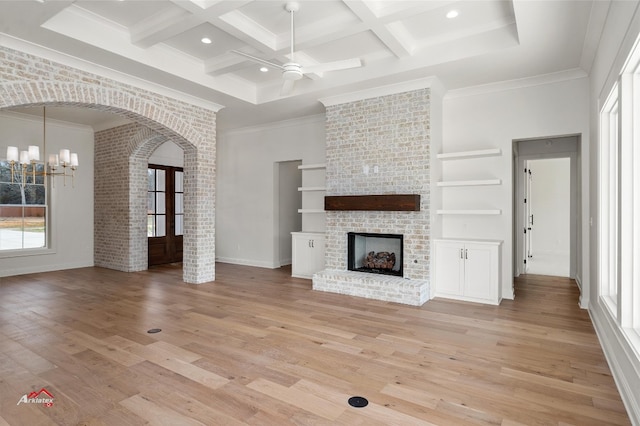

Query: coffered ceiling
<box><xmin>0</xmin><ymin>0</ymin><xmax>605</xmax><ymax>130</ymax></box>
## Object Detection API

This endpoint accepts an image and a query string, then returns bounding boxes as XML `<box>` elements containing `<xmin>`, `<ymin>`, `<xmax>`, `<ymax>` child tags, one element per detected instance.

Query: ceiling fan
<box><xmin>230</xmin><ymin>1</ymin><xmax>362</xmax><ymax>95</ymax></box>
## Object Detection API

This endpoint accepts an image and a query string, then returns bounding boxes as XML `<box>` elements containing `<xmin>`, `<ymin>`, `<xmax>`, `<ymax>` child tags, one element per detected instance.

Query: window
<box><xmin>598</xmin><ymin>33</ymin><xmax>640</xmax><ymax>345</ymax></box>
<box><xmin>599</xmin><ymin>84</ymin><xmax>619</xmax><ymax>316</ymax></box>
<box><xmin>175</xmin><ymin>170</ymin><xmax>184</xmax><ymax>236</ymax></box>
<box><xmin>147</xmin><ymin>168</ymin><xmax>166</xmax><ymax>237</ymax></box>
<box><xmin>147</xmin><ymin>167</ymin><xmax>183</xmax><ymax>237</ymax></box>
<box><xmin>0</xmin><ymin>161</ymin><xmax>47</xmax><ymax>251</ymax></box>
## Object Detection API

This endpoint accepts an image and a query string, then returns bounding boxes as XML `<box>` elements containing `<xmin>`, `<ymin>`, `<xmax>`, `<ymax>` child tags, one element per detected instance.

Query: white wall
<box><xmin>216</xmin><ymin>115</ymin><xmax>325</xmax><ymax>268</ymax></box>
<box><xmin>587</xmin><ymin>1</ymin><xmax>640</xmax><ymax>423</ymax></box>
<box><xmin>528</xmin><ymin>158</ymin><xmax>571</xmax><ymax>255</ymax></box>
<box><xmin>0</xmin><ymin>111</ymin><xmax>94</xmax><ymax>277</ymax></box>
<box><xmin>442</xmin><ymin>76</ymin><xmax>590</xmax><ymax>300</ymax></box>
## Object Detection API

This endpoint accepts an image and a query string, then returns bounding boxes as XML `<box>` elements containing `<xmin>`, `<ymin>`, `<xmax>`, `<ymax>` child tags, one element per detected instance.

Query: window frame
<box><xmin>0</xmin><ymin>160</ymin><xmax>50</xmax><ymax>255</ymax></box>
<box><xmin>599</xmin><ymin>83</ymin><xmax>620</xmax><ymax>318</ymax></box>
<box><xmin>598</xmin><ymin>32</ymin><xmax>640</xmax><ymax>354</ymax></box>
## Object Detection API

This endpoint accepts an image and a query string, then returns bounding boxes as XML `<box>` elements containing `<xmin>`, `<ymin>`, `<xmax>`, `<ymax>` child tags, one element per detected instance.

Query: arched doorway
<box><xmin>0</xmin><ymin>59</ymin><xmax>219</xmax><ymax>283</ymax></box>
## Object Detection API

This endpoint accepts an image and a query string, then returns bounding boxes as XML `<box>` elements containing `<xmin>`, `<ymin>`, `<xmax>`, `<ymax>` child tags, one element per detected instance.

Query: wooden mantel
<box><xmin>324</xmin><ymin>194</ymin><xmax>420</xmax><ymax>211</ymax></box>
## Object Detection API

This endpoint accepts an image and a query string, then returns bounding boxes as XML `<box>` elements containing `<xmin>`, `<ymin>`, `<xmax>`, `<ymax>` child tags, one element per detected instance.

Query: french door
<box><xmin>147</xmin><ymin>165</ymin><xmax>183</xmax><ymax>266</ymax></box>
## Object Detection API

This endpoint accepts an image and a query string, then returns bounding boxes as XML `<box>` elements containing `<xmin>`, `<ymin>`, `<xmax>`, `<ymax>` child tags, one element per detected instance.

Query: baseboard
<box><xmin>0</xmin><ymin>260</ymin><xmax>94</xmax><ymax>278</ymax></box>
<box><xmin>215</xmin><ymin>257</ymin><xmax>279</xmax><ymax>269</ymax></box>
<box><xmin>575</xmin><ymin>274</ymin><xmax>589</xmax><ymax>309</ymax></box>
<box><xmin>589</xmin><ymin>303</ymin><xmax>640</xmax><ymax>425</ymax></box>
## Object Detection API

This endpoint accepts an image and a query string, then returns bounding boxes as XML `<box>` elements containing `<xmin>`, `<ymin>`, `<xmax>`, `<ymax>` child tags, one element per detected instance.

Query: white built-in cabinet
<box><xmin>434</xmin><ymin>239</ymin><xmax>502</xmax><ymax>305</ymax></box>
<box><xmin>292</xmin><ymin>163</ymin><xmax>326</xmax><ymax>278</ymax></box>
<box><xmin>291</xmin><ymin>232</ymin><xmax>325</xmax><ymax>279</ymax></box>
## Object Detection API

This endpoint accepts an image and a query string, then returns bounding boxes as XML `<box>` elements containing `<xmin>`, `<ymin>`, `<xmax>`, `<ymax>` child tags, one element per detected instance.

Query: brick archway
<box><xmin>0</xmin><ymin>47</ymin><xmax>218</xmax><ymax>283</ymax></box>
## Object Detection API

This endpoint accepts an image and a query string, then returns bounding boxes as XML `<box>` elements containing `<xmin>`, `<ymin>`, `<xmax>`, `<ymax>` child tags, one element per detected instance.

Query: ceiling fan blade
<box><xmin>230</xmin><ymin>50</ymin><xmax>284</xmax><ymax>70</ymax></box>
<box><xmin>303</xmin><ymin>58</ymin><xmax>362</xmax><ymax>75</ymax></box>
<box><xmin>280</xmin><ymin>79</ymin><xmax>295</xmax><ymax>96</ymax></box>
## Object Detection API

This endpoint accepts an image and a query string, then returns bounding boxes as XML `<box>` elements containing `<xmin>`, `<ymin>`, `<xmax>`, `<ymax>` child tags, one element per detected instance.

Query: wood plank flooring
<box><xmin>0</xmin><ymin>265</ymin><xmax>630</xmax><ymax>425</ymax></box>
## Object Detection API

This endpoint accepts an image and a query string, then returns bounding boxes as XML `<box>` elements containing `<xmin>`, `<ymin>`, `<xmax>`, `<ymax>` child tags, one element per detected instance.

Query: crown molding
<box><xmin>444</xmin><ymin>68</ymin><xmax>588</xmax><ymax>100</ymax></box>
<box><xmin>319</xmin><ymin>76</ymin><xmax>444</xmax><ymax>106</ymax></box>
<box><xmin>0</xmin><ymin>33</ymin><xmax>225</xmax><ymax>112</ymax></box>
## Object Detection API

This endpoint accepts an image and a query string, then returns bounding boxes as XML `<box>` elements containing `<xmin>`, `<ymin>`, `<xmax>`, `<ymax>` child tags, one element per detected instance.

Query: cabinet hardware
<box><xmin>465</xmin><ymin>249</ymin><xmax>468</xmax><ymax>259</ymax></box>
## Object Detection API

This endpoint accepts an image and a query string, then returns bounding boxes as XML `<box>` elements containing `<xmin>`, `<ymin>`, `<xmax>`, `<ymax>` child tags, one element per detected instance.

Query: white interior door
<box><xmin>527</xmin><ymin>166</ymin><xmax>533</xmax><ymax>260</ymax></box>
<box><xmin>523</xmin><ymin>164</ymin><xmax>533</xmax><ymax>272</ymax></box>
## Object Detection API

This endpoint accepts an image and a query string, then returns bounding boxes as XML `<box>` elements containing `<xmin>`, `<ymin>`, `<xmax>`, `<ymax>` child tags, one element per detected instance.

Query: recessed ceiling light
<box><xmin>201</xmin><ymin>37</ymin><xmax>212</xmax><ymax>44</ymax></box>
<box><xmin>446</xmin><ymin>10</ymin><xmax>459</xmax><ymax>19</ymax></box>
<box><xmin>260</xmin><ymin>66</ymin><xmax>269</xmax><ymax>73</ymax></box>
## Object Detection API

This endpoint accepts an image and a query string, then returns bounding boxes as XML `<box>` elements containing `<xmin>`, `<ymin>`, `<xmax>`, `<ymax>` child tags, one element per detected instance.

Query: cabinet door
<box><xmin>435</xmin><ymin>241</ymin><xmax>464</xmax><ymax>296</ymax></box>
<box><xmin>309</xmin><ymin>236</ymin><xmax>325</xmax><ymax>274</ymax></box>
<box><xmin>291</xmin><ymin>234</ymin><xmax>309</xmax><ymax>277</ymax></box>
<box><xmin>292</xmin><ymin>233</ymin><xmax>325</xmax><ymax>278</ymax></box>
<box><xmin>463</xmin><ymin>243</ymin><xmax>496</xmax><ymax>301</ymax></box>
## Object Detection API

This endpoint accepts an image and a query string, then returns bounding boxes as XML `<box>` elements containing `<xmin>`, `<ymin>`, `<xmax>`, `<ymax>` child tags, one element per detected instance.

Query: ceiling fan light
<box><xmin>282</xmin><ymin>63</ymin><xmax>303</xmax><ymax>81</ymax></box>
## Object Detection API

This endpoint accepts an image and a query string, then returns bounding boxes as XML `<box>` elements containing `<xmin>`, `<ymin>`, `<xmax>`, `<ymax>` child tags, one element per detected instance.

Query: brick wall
<box><xmin>95</xmin><ymin>124</ymin><xmax>170</xmax><ymax>272</ymax></box>
<box><xmin>0</xmin><ymin>45</ymin><xmax>217</xmax><ymax>283</ymax></box>
<box><xmin>314</xmin><ymin>88</ymin><xmax>431</xmax><ymax>305</ymax></box>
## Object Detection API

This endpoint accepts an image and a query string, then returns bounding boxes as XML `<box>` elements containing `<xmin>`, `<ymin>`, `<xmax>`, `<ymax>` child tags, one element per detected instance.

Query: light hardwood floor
<box><xmin>0</xmin><ymin>264</ymin><xmax>630</xmax><ymax>425</ymax></box>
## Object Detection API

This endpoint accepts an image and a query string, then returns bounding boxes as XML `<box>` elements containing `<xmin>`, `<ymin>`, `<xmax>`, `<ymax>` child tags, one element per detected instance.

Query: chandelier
<box><xmin>5</xmin><ymin>107</ymin><xmax>79</xmax><ymax>187</ymax></box>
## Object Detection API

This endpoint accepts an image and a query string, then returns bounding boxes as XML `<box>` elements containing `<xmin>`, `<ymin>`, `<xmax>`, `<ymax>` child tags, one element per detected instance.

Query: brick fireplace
<box><xmin>313</xmin><ymin>82</ymin><xmax>436</xmax><ymax>306</ymax></box>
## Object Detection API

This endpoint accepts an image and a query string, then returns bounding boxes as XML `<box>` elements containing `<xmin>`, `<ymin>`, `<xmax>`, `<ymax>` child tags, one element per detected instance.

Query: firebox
<box><xmin>347</xmin><ymin>232</ymin><xmax>403</xmax><ymax>277</ymax></box>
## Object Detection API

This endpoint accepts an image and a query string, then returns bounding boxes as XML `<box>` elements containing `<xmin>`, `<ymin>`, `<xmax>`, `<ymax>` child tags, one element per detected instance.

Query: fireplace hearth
<box><xmin>347</xmin><ymin>232</ymin><xmax>403</xmax><ymax>277</ymax></box>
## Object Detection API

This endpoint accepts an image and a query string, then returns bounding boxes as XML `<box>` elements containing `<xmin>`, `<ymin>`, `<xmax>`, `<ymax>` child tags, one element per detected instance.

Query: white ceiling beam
<box><xmin>370</xmin><ymin>0</ymin><xmax>456</xmax><ymax>20</ymax></box>
<box><xmin>215</xmin><ymin>10</ymin><xmax>278</xmax><ymax>52</ymax></box>
<box><xmin>171</xmin><ymin>0</ymin><xmax>252</xmax><ymax>15</ymax></box>
<box><xmin>204</xmin><ymin>53</ymin><xmax>246</xmax><ymax>75</ymax></box>
<box><xmin>130</xmin><ymin>8</ymin><xmax>203</xmax><ymax>48</ymax></box>
<box><xmin>188</xmin><ymin>0</ymin><xmax>224</xmax><ymax>10</ymax></box>
<box><xmin>416</xmin><ymin>16</ymin><xmax>516</xmax><ymax>50</ymax></box>
<box><xmin>285</xmin><ymin>14</ymin><xmax>364</xmax><ymax>52</ymax></box>
<box><xmin>343</xmin><ymin>0</ymin><xmax>413</xmax><ymax>58</ymax></box>
<box><xmin>171</xmin><ymin>0</ymin><xmax>277</xmax><ymax>54</ymax></box>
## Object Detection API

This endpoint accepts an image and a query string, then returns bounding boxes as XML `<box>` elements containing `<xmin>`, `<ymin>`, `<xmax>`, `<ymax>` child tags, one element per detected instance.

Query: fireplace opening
<box><xmin>347</xmin><ymin>232</ymin><xmax>403</xmax><ymax>277</ymax></box>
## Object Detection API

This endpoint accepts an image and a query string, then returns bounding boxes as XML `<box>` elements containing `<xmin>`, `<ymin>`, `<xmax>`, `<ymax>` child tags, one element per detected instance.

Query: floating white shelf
<box><xmin>298</xmin><ymin>209</ymin><xmax>325</xmax><ymax>214</ymax></box>
<box><xmin>298</xmin><ymin>163</ymin><xmax>326</xmax><ymax>170</ymax></box>
<box><xmin>437</xmin><ymin>148</ymin><xmax>501</xmax><ymax>160</ymax></box>
<box><xmin>298</xmin><ymin>186</ymin><xmax>326</xmax><ymax>192</ymax></box>
<box><xmin>437</xmin><ymin>209</ymin><xmax>502</xmax><ymax>215</ymax></box>
<box><xmin>437</xmin><ymin>179</ymin><xmax>502</xmax><ymax>187</ymax></box>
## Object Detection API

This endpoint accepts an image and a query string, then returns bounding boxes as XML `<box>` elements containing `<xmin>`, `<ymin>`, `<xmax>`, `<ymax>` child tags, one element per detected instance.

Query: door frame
<box><xmin>513</xmin><ymin>138</ymin><xmax>578</xmax><ymax>279</ymax></box>
<box><xmin>148</xmin><ymin>164</ymin><xmax>184</xmax><ymax>266</ymax></box>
